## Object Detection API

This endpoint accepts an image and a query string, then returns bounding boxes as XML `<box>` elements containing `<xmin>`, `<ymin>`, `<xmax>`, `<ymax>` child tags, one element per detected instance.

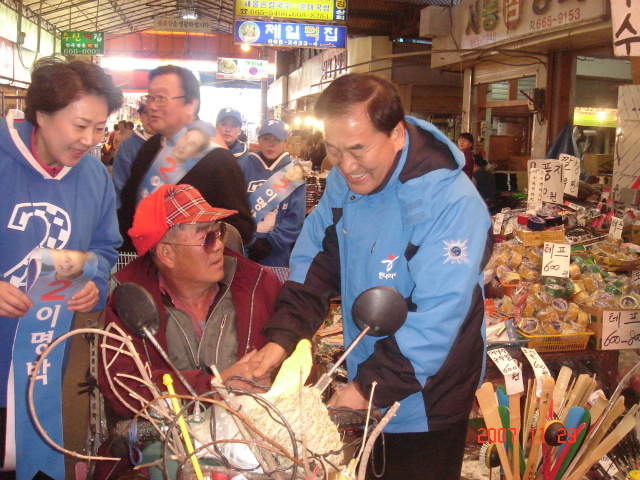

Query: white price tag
<box><xmin>528</xmin><ymin>159</ymin><xmax>564</xmax><ymax>205</ymax></box>
<box><xmin>600</xmin><ymin>310</ymin><xmax>640</xmax><ymax>350</ymax></box>
<box><xmin>493</xmin><ymin>213</ymin><xmax>505</xmax><ymax>235</ymax></box>
<box><xmin>598</xmin><ymin>455</ymin><xmax>619</xmax><ymax>476</ymax></box>
<box><xmin>559</xmin><ymin>154</ymin><xmax>580</xmax><ymax>198</ymax></box>
<box><xmin>632</xmin><ymin>269</ymin><xmax>640</xmax><ymax>286</ymax></box>
<box><xmin>504</xmin><ymin>217</ymin><xmax>516</xmax><ymax>236</ymax></box>
<box><xmin>487</xmin><ymin>348</ymin><xmax>524</xmax><ymax>395</ymax></box>
<box><xmin>542</xmin><ymin>242</ymin><xmax>570</xmax><ymax>278</ymax></box>
<box><xmin>527</xmin><ymin>168</ymin><xmax>545</xmax><ymax>214</ymax></box>
<box><xmin>521</xmin><ymin>347</ymin><xmax>551</xmax><ymax>379</ymax></box>
<box><xmin>609</xmin><ymin>216</ymin><xmax>623</xmax><ymax>240</ymax></box>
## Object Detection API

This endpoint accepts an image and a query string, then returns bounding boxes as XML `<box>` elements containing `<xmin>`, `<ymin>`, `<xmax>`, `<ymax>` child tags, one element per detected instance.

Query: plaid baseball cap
<box><xmin>216</xmin><ymin>107</ymin><xmax>243</xmax><ymax>126</ymax></box>
<box><xmin>128</xmin><ymin>184</ymin><xmax>237</xmax><ymax>256</ymax></box>
<box><xmin>258</xmin><ymin>119</ymin><xmax>288</xmax><ymax>142</ymax></box>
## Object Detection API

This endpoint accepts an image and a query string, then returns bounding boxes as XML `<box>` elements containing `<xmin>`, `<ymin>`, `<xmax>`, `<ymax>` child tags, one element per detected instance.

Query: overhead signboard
<box><xmin>460</xmin><ymin>0</ymin><xmax>608</xmax><ymax>50</ymax></box>
<box><xmin>612</xmin><ymin>1</ymin><xmax>640</xmax><ymax>56</ymax></box>
<box><xmin>217</xmin><ymin>57</ymin><xmax>269</xmax><ymax>81</ymax></box>
<box><xmin>153</xmin><ymin>17</ymin><xmax>213</xmax><ymax>33</ymax></box>
<box><xmin>60</xmin><ymin>31</ymin><xmax>104</xmax><ymax>55</ymax></box>
<box><xmin>235</xmin><ymin>0</ymin><xmax>346</xmax><ymax>22</ymax></box>
<box><xmin>235</xmin><ymin>20</ymin><xmax>346</xmax><ymax>48</ymax></box>
<box><xmin>573</xmin><ymin>107</ymin><xmax>617</xmax><ymax>128</ymax></box>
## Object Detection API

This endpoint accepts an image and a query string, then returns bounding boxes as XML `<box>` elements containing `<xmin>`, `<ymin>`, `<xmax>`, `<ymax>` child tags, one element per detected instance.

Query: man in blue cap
<box><xmin>237</xmin><ymin>119</ymin><xmax>306</xmax><ymax>268</ymax></box>
<box><xmin>216</xmin><ymin>107</ymin><xmax>249</xmax><ymax>164</ymax></box>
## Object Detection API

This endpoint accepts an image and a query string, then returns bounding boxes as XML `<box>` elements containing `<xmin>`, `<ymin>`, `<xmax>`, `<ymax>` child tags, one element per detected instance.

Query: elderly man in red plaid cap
<box><xmin>99</xmin><ymin>184</ymin><xmax>282</xmax><ymax>423</ymax></box>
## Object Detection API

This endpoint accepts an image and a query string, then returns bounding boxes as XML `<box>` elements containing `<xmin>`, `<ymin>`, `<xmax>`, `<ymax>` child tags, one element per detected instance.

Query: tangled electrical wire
<box><xmin>27</xmin><ymin>324</ymin><xmax>389</xmax><ymax>480</ymax></box>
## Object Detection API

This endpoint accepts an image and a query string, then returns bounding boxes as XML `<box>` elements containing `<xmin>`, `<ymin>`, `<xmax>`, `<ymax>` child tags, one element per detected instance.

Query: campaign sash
<box><xmin>11</xmin><ymin>248</ymin><xmax>97</xmax><ymax>480</ymax></box>
<box><xmin>249</xmin><ymin>161</ymin><xmax>305</xmax><ymax>224</ymax></box>
<box><xmin>138</xmin><ymin>120</ymin><xmax>218</xmax><ymax>203</ymax></box>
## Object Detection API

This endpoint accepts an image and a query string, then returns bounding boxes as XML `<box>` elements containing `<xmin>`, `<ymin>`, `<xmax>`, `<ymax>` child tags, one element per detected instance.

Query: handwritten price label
<box><xmin>504</xmin><ymin>217</ymin><xmax>517</xmax><ymax>236</ymax></box>
<box><xmin>493</xmin><ymin>213</ymin><xmax>505</xmax><ymax>235</ymax></box>
<box><xmin>633</xmin><ymin>270</ymin><xmax>640</xmax><ymax>287</ymax></box>
<box><xmin>559</xmin><ymin>154</ymin><xmax>580</xmax><ymax>198</ymax></box>
<box><xmin>600</xmin><ymin>310</ymin><xmax>640</xmax><ymax>350</ymax></box>
<box><xmin>609</xmin><ymin>216</ymin><xmax>623</xmax><ymax>240</ymax></box>
<box><xmin>487</xmin><ymin>348</ymin><xmax>524</xmax><ymax>395</ymax></box>
<box><xmin>521</xmin><ymin>347</ymin><xmax>551</xmax><ymax>379</ymax></box>
<box><xmin>527</xmin><ymin>168</ymin><xmax>545</xmax><ymax>214</ymax></box>
<box><xmin>528</xmin><ymin>159</ymin><xmax>564</xmax><ymax>205</ymax></box>
<box><xmin>542</xmin><ymin>242</ymin><xmax>570</xmax><ymax>278</ymax></box>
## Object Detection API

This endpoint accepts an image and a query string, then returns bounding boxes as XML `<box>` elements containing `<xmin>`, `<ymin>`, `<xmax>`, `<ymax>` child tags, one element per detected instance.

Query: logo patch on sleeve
<box><xmin>443</xmin><ymin>239</ymin><xmax>470</xmax><ymax>264</ymax></box>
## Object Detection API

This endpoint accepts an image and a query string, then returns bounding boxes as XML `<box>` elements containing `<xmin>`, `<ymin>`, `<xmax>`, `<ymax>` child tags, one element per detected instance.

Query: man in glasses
<box><xmin>117</xmin><ymin>65</ymin><xmax>255</xmax><ymax>252</ymax></box>
<box><xmin>251</xmin><ymin>74</ymin><xmax>493</xmax><ymax>480</ymax></box>
<box><xmin>100</xmin><ymin>184</ymin><xmax>281</xmax><ymax>424</ymax></box>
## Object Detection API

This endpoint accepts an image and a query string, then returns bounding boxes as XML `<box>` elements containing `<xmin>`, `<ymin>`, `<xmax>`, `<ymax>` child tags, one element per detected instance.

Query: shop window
<box><xmin>517</xmin><ymin>77</ymin><xmax>536</xmax><ymax>100</ymax></box>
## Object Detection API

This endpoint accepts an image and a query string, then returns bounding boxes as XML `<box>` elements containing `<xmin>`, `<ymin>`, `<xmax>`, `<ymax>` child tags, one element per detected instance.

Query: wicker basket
<box><xmin>517</xmin><ymin>330</ymin><xmax>594</xmax><ymax>353</ymax></box>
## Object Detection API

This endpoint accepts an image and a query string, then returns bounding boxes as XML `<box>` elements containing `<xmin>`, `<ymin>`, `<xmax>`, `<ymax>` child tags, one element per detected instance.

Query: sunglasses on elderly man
<box><xmin>162</xmin><ymin>223</ymin><xmax>227</xmax><ymax>254</ymax></box>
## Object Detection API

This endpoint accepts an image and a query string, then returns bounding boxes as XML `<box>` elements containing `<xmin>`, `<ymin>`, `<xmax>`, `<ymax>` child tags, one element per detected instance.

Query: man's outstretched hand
<box><xmin>250</xmin><ymin>342</ymin><xmax>287</xmax><ymax>382</ymax></box>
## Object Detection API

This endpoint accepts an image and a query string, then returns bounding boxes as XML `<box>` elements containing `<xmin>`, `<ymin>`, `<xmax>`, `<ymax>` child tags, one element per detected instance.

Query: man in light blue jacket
<box><xmin>252</xmin><ymin>73</ymin><xmax>493</xmax><ymax>479</ymax></box>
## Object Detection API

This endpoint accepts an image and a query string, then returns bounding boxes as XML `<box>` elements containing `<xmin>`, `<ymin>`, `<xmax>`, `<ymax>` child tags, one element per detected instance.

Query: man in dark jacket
<box><xmin>100</xmin><ymin>184</ymin><xmax>281</xmax><ymax>420</ymax></box>
<box><xmin>118</xmin><ymin>65</ymin><xmax>255</xmax><ymax>251</ymax></box>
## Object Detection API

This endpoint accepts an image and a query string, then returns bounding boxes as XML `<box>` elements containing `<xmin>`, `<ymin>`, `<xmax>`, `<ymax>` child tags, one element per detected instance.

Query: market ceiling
<box><xmin>18</xmin><ymin>0</ymin><xmax>456</xmax><ymax>39</ymax></box>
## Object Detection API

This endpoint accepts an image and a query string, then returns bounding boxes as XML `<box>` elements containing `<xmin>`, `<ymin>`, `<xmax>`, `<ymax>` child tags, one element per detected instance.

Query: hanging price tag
<box><xmin>527</xmin><ymin>168</ymin><xmax>545</xmax><ymax>214</ymax></box>
<box><xmin>504</xmin><ymin>217</ymin><xmax>517</xmax><ymax>235</ymax></box>
<box><xmin>609</xmin><ymin>216</ymin><xmax>623</xmax><ymax>239</ymax></box>
<box><xmin>493</xmin><ymin>213</ymin><xmax>505</xmax><ymax>235</ymax></box>
<box><xmin>487</xmin><ymin>348</ymin><xmax>524</xmax><ymax>395</ymax></box>
<box><xmin>542</xmin><ymin>242</ymin><xmax>570</xmax><ymax>278</ymax></box>
<box><xmin>598</xmin><ymin>455</ymin><xmax>619</xmax><ymax>476</ymax></box>
<box><xmin>559</xmin><ymin>154</ymin><xmax>580</xmax><ymax>198</ymax></box>
<box><xmin>632</xmin><ymin>270</ymin><xmax>640</xmax><ymax>287</ymax></box>
<box><xmin>522</xmin><ymin>348</ymin><xmax>551</xmax><ymax>378</ymax></box>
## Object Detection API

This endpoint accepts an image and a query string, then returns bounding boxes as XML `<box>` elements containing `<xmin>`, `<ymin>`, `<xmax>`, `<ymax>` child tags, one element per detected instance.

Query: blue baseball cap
<box><xmin>258</xmin><ymin>119</ymin><xmax>288</xmax><ymax>142</ymax></box>
<box><xmin>216</xmin><ymin>107</ymin><xmax>243</xmax><ymax>126</ymax></box>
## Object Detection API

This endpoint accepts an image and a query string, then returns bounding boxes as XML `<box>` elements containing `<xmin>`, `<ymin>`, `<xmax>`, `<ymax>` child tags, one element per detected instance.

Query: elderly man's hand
<box><xmin>218</xmin><ymin>350</ymin><xmax>269</xmax><ymax>393</ymax></box>
<box><xmin>67</xmin><ymin>280</ymin><xmax>99</xmax><ymax>312</ymax></box>
<box><xmin>0</xmin><ymin>280</ymin><xmax>34</xmax><ymax>318</ymax></box>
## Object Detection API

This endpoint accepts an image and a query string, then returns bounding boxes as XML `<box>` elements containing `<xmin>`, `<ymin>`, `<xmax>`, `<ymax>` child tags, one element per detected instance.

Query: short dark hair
<box><xmin>25</xmin><ymin>55</ymin><xmax>123</xmax><ymax>125</ymax></box>
<box><xmin>458</xmin><ymin>132</ymin><xmax>474</xmax><ymax>145</ymax></box>
<box><xmin>148</xmin><ymin>65</ymin><xmax>200</xmax><ymax>116</ymax></box>
<box><xmin>126</xmin><ymin>121</ymin><xmax>134</xmax><ymax>129</ymax></box>
<box><xmin>118</xmin><ymin>120</ymin><xmax>127</xmax><ymax>127</ymax></box>
<box><xmin>186</xmin><ymin>126</ymin><xmax>211</xmax><ymax>152</ymax></box>
<box><xmin>314</xmin><ymin>74</ymin><xmax>405</xmax><ymax>135</ymax></box>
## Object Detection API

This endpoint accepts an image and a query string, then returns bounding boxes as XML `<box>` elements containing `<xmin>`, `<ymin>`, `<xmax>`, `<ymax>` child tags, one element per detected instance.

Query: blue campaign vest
<box><xmin>10</xmin><ymin>248</ymin><xmax>97</xmax><ymax>479</ymax></box>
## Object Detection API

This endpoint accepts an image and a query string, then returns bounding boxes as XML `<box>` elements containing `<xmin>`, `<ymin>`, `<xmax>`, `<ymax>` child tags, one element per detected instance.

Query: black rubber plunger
<box><xmin>314</xmin><ymin>286</ymin><xmax>408</xmax><ymax>393</ymax></box>
<box><xmin>114</xmin><ymin>282</ymin><xmax>199</xmax><ymax>398</ymax></box>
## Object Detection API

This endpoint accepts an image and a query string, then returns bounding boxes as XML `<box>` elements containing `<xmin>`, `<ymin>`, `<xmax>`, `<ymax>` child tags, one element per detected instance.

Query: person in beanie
<box><xmin>216</xmin><ymin>107</ymin><xmax>249</xmax><ymax>164</ymax></box>
<box><xmin>238</xmin><ymin>119</ymin><xmax>306</xmax><ymax>268</ymax></box>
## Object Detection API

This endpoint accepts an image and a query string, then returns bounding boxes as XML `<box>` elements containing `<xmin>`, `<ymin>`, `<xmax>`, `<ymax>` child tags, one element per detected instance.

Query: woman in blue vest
<box><xmin>238</xmin><ymin>119</ymin><xmax>306</xmax><ymax>267</ymax></box>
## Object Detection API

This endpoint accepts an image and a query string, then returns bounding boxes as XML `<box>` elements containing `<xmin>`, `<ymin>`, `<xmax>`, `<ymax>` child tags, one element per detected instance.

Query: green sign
<box><xmin>61</xmin><ymin>31</ymin><xmax>104</xmax><ymax>55</ymax></box>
